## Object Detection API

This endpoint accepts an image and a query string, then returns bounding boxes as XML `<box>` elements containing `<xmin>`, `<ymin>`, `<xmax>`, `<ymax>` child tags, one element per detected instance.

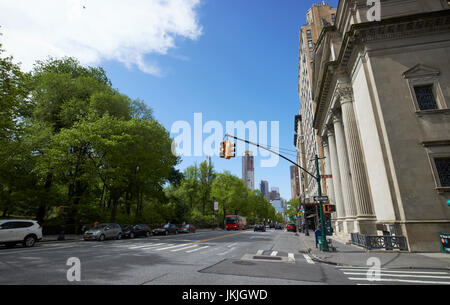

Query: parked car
<box><xmin>254</xmin><ymin>223</ymin><xmax>266</xmax><ymax>232</ymax></box>
<box><xmin>269</xmin><ymin>223</ymin><xmax>275</xmax><ymax>229</ymax></box>
<box><xmin>179</xmin><ymin>224</ymin><xmax>196</xmax><ymax>233</ymax></box>
<box><xmin>275</xmin><ymin>223</ymin><xmax>282</xmax><ymax>230</ymax></box>
<box><xmin>152</xmin><ymin>223</ymin><xmax>179</xmax><ymax>236</ymax></box>
<box><xmin>122</xmin><ymin>224</ymin><xmax>152</xmax><ymax>239</ymax></box>
<box><xmin>83</xmin><ymin>223</ymin><xmax>122</xmax><ymax>241</ymax></box>
<box><xmin>286</xmin><ymin>223</ymin><xmax>297</xmax><ymax>232</ymax></box>
<box><xmin>0</xmin><ymin>219</ymin><xmax>43</xmax><ymax>248</ymax></box>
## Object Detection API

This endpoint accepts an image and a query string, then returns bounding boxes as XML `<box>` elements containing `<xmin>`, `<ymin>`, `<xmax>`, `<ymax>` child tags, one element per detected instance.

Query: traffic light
<box><xmin>225</xmin><ymin>141</ymin><xmax>236</xmax><ymax>159</ymax></box>
<box><xmin>323</xmin><ymin>204</ymin><xmax>336</xmax><ymax>214</ymax></box>
<box><xmin>220</xmin><ymin>141</ymin><xmax>226</xmax><ymax>158</ymax></box>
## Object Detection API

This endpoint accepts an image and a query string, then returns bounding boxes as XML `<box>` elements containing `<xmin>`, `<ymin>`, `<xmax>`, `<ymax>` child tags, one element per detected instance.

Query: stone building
<box><xmin>311</xmin><ymin>0</ymin><xmax>450</xmax><ymax>251</ymax></box>
<box><xmin>296</xmin><ymin>2</ymin><xmax>336</xmax><ymax>205</ymax></box>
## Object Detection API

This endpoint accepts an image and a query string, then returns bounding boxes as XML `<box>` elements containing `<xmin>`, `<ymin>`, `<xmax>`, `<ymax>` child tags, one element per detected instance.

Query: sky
<box><xmin>0</xmin><ymin>0</ymin><xmax>339</xmax><ymax>200</ymax></box>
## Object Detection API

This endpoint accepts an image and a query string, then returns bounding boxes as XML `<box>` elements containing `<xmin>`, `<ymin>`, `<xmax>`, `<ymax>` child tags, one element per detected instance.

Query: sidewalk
<box><xmin>297</xmin><ymin>232</ymin><xmax>450</xmax><ymax>270</ymax></box>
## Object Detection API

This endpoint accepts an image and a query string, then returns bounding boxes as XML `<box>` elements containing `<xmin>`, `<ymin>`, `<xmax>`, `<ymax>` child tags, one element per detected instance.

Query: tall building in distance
<box><xmin>260</xmin><ymin>180</ymin><xmax>269</xmax><ymax>200</ymax></box>
<box><xmin>269</xmin><ymin>187</ymin><xmax>280</xmax><ymax>201</ymax></box>
<box><xmin>290</xmin><ymin>165</ymin><xmax>300</xmax><ymax>199</ymax></box>
<box><xmin>295</xmin><ymin>2</ymin><xmax>336</xmax><ymax>204</ymax></box>
<box><xmin>242</xmin><ymin>151</ymin><xmax>254</xmax><ymax>190</ymax></box>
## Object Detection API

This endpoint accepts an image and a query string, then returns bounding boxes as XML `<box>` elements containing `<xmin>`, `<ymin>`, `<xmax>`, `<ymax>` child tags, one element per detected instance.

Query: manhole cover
<box><xmin>253</xmin><ymin>256</ymin><xmax>282</xmax><ymax>261</ymax></box>
<box><xmin>233</xmin><ymin>260</ymin><xmax>255</xmax><ymax>265</ymax></box>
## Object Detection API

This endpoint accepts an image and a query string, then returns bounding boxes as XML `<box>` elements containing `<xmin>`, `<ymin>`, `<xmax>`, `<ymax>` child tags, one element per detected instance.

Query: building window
<box><xmin>308</xmin><ymin>40</ymin><xmax>313</xmax><ymax>48</ymax></box>
<box><xmin>414</xmin><ymin>85</ymin><xmax>438</xmax><ymax>110</ymax></box>
<box><xmin>309</xmin><ymin>51</ymin><xmax>314</xmax><ymax>59</ymax></box>
<box><xmin>434</xmin><ymin>157</ymin><xmax>450</xmax><ymax>187</ymax></box>
<box><xmin>331</xmin><ymin>14</ymin><xmax>336</xmax><ymax>23</ymax></box>
<box><xmin>306</xmin><ymin>30</ymin><xmax>312</xmax><ymax>38</ymax></box>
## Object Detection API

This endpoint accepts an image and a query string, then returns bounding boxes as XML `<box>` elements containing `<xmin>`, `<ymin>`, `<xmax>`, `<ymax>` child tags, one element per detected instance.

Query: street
<box><xmin>1</xmin><ymin>229</ymin><xmax>449</xmax><ymax>285</ymax></box>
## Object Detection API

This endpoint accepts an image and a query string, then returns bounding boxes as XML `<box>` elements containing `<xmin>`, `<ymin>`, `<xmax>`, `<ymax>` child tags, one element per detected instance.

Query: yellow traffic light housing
<box><xmin>220</xmin><ymin>141</ymin><xmax>226</xmax><ymax>158</ymax></box>
<box><xmin>225</xmin><ymin>141</ymin><xmax>236</xmax><ymax>159</ymax></box>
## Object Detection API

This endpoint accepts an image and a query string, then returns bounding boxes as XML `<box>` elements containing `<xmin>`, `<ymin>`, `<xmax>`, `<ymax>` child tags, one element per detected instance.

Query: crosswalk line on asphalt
<box><xmin>337</xmin><ymin>267</ymin><xmax>450</xmax><ymax>285</ymax></box>
<box><xmin>270</xmin><ymin>251</ymin><xmax>278</xmax><ymax>256</ymax></box>
<box><xmin>256</xmin><ymin>250</ymin><xmax>264</xmax><ymax>255</ymax></box>
<box><xmin>129</xmin><ymin>243</ymin><xmax>165</xmax><ymax>249</ymax></box>
<box><xmin>155</xmin><ymin>244</ymin><xmax>191</xmax><ymax>251</ymax></box>
<box><xmin>186</xmin><ymin>246</ymin><xmax>210</xmax><ymax>253</ymax></box>
<box><xmin>170</xmin><ymin>245</ymin><xmax>198</xmax><ymax>252</ymax></box>
<box><xmin>302</xmin><ymin>254</ymin><xmax>314</xmax><ymax>264</ymax></box>
<box><xmin>288</xmin><ymin>253</ymin><xmax>296</xmax><ymax>262</ymax></box>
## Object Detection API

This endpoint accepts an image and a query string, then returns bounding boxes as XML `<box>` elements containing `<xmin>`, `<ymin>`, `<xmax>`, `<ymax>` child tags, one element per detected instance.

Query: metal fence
<box><xmin>351</xmin><ymin>232</ymin><xmax>409</xmax><ymax>251</ymax></box>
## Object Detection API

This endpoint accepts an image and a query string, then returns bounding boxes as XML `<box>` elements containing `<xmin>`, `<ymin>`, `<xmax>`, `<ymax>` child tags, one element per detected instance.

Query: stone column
<box><xmin>333</xmin><ymin>111</ymin><xmax>357</xmax><ymax>234</ymax></box>
<box><xmin>338</xmin><ymin>84</ymin><xmax>377</xmax><ymax>234</ymax></box>
<box><xmin>326</xmin><ymin>127</ymin><xmax>345</xmax><ymax>235</ymax></box>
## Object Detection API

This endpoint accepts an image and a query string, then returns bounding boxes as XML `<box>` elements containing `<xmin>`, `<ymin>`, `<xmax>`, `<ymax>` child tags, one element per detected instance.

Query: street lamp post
<box><xmin>315</xmin><ymin>154</ymin><xmax>328</xmax><ymax>252</ymax></box>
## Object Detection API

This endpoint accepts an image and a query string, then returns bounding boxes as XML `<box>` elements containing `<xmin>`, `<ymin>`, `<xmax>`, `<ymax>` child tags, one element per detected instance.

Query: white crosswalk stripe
<box><xmin>112</xmin><ymin>241</ymin><xmax>215</xmax><ymax>254</ymax></box>
<box><xmin>186</xmin><ymin>246</ymin><xmax>210</xmax><ymax>253</ymax></box>
<box><xmin>337</xmin><ymin>267</ymin><xmax>450</xmax><ymax>285</ymax></box>
<box><xmin>302</xmin><ymin>254</ymin><xmax>314</xmax><ymax>264</ymax></box>
<box><xmin>270</xmin><ymin>251</ymin><xmax>278</xmax><ymax>256</ymax></box>
<box><xmin>170</xmin><ymin>245</ymin><xmax>198</xmax><ymax>252</ymax></box>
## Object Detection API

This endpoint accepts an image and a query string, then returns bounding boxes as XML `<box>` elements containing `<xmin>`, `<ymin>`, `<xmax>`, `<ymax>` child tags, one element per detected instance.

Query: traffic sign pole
<box><xmin>315</xmin><ymin>154</ymin><xmax>329</xmax><ymax>252</ymax></box>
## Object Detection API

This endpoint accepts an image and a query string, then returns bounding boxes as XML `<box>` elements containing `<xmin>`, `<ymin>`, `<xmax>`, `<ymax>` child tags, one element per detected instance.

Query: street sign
<box><xmin>297</xmin><ymin>212</ymin><xmax>303</xmax><ymax>217</ymax></box>
<box><xmin>214</xmin><ymin>202</ymin><xmax>219</xmax><ymax>211</ymax></box>
<box><xmin>313</xmin><ymin>196</ymin><xmax>329</xmax><ymax>202</ymax></box>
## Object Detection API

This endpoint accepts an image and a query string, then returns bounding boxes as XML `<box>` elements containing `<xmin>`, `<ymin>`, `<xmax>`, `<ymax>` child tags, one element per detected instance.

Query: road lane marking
<box><xmin>338</xmin><ymin>269</ymin><xmax>449</xmax><ymax>275</ymax></box>
<box><xmin>170</xmin><ymin>245</ymin><xmax>198</xmax><ymax>252</ymax></box>
<box><xmin>185</xmin><ymin>231</ymin><xmax>248</xmax><ymax>245</ymax></box>
<box><xmin>155</xmin><ymin>244</ymin><xmax>189</xmax><ymax>251</ymax></box>
<box><xmin>129</xmin><ymin>243</ymin><xmax>164</xmax><ymax>249</ymax></box>
<box><xmin>256</xmin><ymin>250</ymin><xmax>264</xmax><ymax>255</ymax></box>
<box><xmin>288</xmin><ymin>253</ymin><xmax>296</xmax><ymax>262</ymax></box>
<box><xmin>347</xmin><ymin>277</ymin><xmax>450</xmax><ymax>285</ymax></box>
<box><xmin>270</xmin><ymin>251</ymin><xmax>278</xmax><ymax>256</ymax></box>
<box><xmin>343</xmin><ymin>272</ymin><xmax>450</xmax><ymax>279</ymax></box>
<box><xmin>218</xmin><ymin>247</ymin><xmax>236</xmax><ymax>256</ymax></box>
<box><xmin>227</xmin><ymin>243</ymin><xmax>237</xmax><ymax>248</ymax></box>
<box><xmin>140</xmin><ymin>244</ymin><xmax>173</xmax><ymax>250</ymax></box>
<box><xmin>302</xmin><ymin>254</ymin><xmax>314</xmax><ymax>264</ymax></box>
<box><xmin>186</xmin><ymin>246</ymin><xmax>210</xmax><ymax>253</ymax></box>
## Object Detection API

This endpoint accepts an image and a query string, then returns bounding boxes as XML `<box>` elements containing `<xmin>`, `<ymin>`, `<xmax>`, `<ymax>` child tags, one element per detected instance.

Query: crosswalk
<box><xmin>111</xmin><ymin>241</ymin><xmax>217</xmax><ymax>255</ymax></box>
<box><xmin>337</xmin><ymin>266</ymin><xmax>450</xmax><ymax>285</ymax></box>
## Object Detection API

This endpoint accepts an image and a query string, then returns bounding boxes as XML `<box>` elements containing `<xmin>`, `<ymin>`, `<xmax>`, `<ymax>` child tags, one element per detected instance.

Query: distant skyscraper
<box><xmin>290</xmin><ymin>165</ymin><xmax>300</xmax><ymax>199</ymax></box>
<box><xmin>242</xmin><ymin>151</ymin><xmax>254</xmax><ymax>189</ymax></box>
<box><xmin>269</xmin><ymin>187</ymin><xmax>280</xmax><ymax>200</ymax></box>
<box><xmin>260</xmin><ymin>180</ymin><xmax>269</xmax><ymax>200</ymax></box>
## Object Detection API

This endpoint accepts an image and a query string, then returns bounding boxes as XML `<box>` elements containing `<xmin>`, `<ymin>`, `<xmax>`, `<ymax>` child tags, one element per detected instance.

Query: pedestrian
<box><xmin>314</xmin><ymin>227</ymin><xmax>322</xmax><ymax>248</ymax></box>
<box><xmin>93</xmin><ymin>220</ymin><xmax>99</xmax><ymax>228</ymax></box>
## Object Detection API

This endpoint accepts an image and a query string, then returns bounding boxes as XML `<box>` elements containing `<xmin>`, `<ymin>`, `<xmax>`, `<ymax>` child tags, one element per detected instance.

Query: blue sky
<box><xmin>0</xmin><ymin>0</ymin><xmax>338</xmax><ymax>200</ymax></box>
<box><xmin>101</xmin><ymin>0</ymin><xmax>339</xmax><ymax>200</ymax></box>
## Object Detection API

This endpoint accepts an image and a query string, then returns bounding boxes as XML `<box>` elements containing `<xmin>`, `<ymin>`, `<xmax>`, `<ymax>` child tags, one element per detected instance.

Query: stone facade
<box><xmin>311</xmin><ymin>0</ymin><xmax>450</xmax><ymax>251</ymax></box>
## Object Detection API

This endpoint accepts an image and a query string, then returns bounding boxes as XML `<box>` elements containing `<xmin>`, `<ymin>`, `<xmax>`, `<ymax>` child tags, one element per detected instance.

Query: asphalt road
<box><xmin>1</xmin><ymin>229</ymin><xmax>448</xmax><ymax>285</ymax></box>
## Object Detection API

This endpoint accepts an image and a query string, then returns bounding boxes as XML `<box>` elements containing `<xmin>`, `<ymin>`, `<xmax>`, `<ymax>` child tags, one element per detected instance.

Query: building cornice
<box><xmin>313</xmin><ymin>9</ymin><xmax>450</xmax><ymax>130</ymax></box>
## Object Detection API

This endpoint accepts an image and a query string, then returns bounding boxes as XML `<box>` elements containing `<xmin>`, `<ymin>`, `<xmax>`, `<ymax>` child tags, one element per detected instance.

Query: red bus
<box><xmin>225</xmin><ymin>215</ymin><xmax>247</xmax><ymax>230</ymax></box>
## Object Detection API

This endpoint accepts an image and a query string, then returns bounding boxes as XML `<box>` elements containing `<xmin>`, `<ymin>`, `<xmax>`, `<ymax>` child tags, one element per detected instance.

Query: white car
<box><xmin>0</xmin><ymin>219</ymin><xmax>43</xmax><ymax>248</ymax></box>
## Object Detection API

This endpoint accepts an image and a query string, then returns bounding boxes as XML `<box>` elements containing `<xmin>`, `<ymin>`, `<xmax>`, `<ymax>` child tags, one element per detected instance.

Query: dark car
<box><xmin>152</xmin><ymin>223</ymin><xmax>179</xmax><ymax>236</ymax></box>
<box><xmin>180</xmin><ymin>224</ymin><xmax>196</xmax><ymax>233</ymax></box>
<box><xmin>269</xmin><ymin>223</ymin><xmax>275</xmax><ymax>229</ymax></box>
<box><xmin>254</xmin><ymin>223</ymin><xmax>266</xmax><ymax>232</ymax></box>
<box><xmin>122</xmin><ymin>224</ymin><xmax>152</xmax><ymax>239</ymax></box>
<box><xmin>286</xmin><ymin>223</ymin><xmax>297</xmax><ymax>232</ymax></box>
<box><xmin>275</xmin><ymin>223</ymin><xmax>282</xmax><ymax>230</ymax></box>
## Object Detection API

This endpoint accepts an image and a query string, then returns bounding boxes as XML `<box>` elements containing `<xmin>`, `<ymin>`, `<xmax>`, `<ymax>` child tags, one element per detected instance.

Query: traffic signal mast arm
<box><xmin>224</xmin><ymin>134</ymin><xmax>317</xmax><ymax>180</ymax></box>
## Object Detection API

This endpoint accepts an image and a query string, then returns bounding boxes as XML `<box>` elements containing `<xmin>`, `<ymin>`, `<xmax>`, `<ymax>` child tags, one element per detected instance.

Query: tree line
<box><xmin>0</xmin><ymin>41</ymin><xmax>281</xmax><ymax>229</ymax></box>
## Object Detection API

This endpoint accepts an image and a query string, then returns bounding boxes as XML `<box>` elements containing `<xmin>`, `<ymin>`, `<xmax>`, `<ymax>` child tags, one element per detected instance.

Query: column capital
<box><xmin>326</xmin><ymin>124</ymin><xmax>335</xmax><ymax>137</ymax></box>
<box><xmin>331</xmin><ymin>110</ymin><xmax>342</xmax><ymax>123</ymax></box>
<box><xmin>336</xmin><ymin>82</ymin><xmax>353</xmax><ymax>105</ymax></box>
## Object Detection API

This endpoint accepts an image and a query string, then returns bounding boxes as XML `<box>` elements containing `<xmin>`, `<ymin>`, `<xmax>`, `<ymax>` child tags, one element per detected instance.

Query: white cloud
<box><xmin>0</xmin><ymin>0</ymin><xmax>202</xmax><ymax>76</ymax></box>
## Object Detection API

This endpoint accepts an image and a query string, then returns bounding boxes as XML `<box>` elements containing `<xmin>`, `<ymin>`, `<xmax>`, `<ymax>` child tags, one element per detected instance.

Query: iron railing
<box><xmin>351</xmin><ymin>233</ymin><xmax>409</xmax><ymax>251</ymax></box>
